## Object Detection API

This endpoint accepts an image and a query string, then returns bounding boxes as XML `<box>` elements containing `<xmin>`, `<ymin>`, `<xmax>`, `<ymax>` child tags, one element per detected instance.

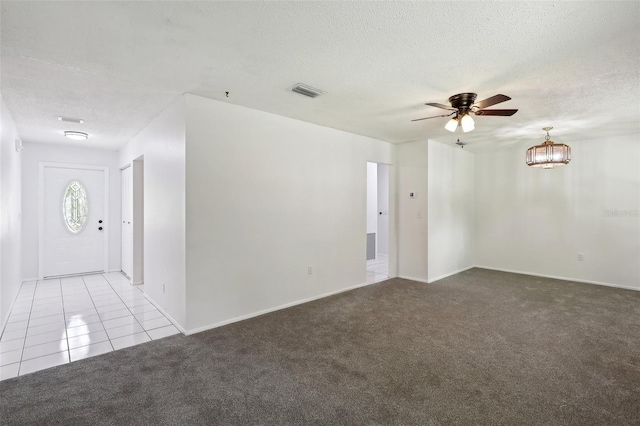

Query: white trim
<box><xmin>39</xmin><ymin>162</ymin><xmax>110</xmax><ymax>280</ymax></box>
<box><xmin>109</xmin><ymin>270</ymin><xmax>144</xmax><ymax>286</ymax></box>
<box><xmin>474</xmin><ymin>265</ymin><xmax>640</xmax><ymax>292</ymax></box>
<box><xmin>185</xmin><ymin>280</ymin><xmax>376</xmax><ymax>336</ymax></box>
<box><xmin>2</xmin><ymin>278</ymin><xmax>40</xmax><ymax>330</ymax></box>
<box><xmin>427</xmin><ymin>265</ymin><xmax>475</xmax><ymax>283</ymax></box>
<box><xmin>1</xmin><ymin>285</ymin><xmax>22</xmax><ymax>334</ymax></box>
<box><xmin>396</xmin><ymin>275</ymin><xmax>430</xmax><ymax>284</ymax></box>
<box><xmin>140</xmin><ymin>292</ymin><xmax>186</xmax><ymax>335</ymax></box>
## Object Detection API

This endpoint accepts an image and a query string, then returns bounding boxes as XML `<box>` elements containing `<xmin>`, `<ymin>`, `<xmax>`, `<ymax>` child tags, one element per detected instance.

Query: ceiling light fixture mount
<box><xmin>526</xmin><ymin>127</ymin><xmax>571</xmax><ymax>169</ymax></box>
<box><xmin>64</xmin><ymin>131</ymin><xmax>89</xmax><ymax>140</ymax></box>
<box><xmin>455</xmin><ymin>138</ymin><xmax>468</xmax><ymax>148</ymax></box>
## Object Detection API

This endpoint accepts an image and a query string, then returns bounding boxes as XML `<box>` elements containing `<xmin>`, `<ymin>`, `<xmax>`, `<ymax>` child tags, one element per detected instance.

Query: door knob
<box><xmin>98</xmin><ymin>227</ymin><xmax>103</xmax><ymax>231</ymax></box>
<box><xmin>98</xmin><ymin>220</ymin><xmax>103</xmax><ymax>223</ymax></box>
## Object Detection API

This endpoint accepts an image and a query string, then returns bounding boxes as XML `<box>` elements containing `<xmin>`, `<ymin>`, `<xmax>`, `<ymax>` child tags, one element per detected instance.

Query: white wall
<box><xmin>1</xmin><ymin>98</ymin><xmax>22</xmax><ymax>328</ymax></box>
<box><xmin>475</xmin><ymin>133</ymin><xmax>640</xmax><ymax>289</ymax></box>
<box><xmin>396</xmin><ymin>140</ymin><xmax>428</xmax><ymax>282</ymax></box>
<box><xmin>20</xmin><ymin>143</ymin><xmax>121</xmax><ymax>280</ymax></box>
<box><xmin>377</xmin><ymin>163</ymin><xmax>390</xmax><ymax>255</ymax></box>
<box><xmin>366</xmin><ymin>162</ymin><xmax>378</xmax><ymax>234</ymax></box>
<box><xmin>427</xmin><ymin>140</ymin><xmax>475</xmax><ymax>282</ymax></box>
<box><xmin>118</xmin><ymin>98</ymin><xmax>186</xmax><ymax>328</ymax></box>
<box><xmin>184</xmin><ymin>94</ymin><xmax>395</xmax><ymax>332</ymax></box>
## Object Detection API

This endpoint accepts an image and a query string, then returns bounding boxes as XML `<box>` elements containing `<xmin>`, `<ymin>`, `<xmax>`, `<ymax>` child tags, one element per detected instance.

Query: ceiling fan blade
<box><xmin>425</xmin><ymin>102</ymin><xmax>457</xmax><ymax>110</ymax></box>
<box><xmin>411</xmin><ymin>112</ymin><xmax>455</xmax><ymax>122</ymax></box>
<box><xmin>475</xmin><ymin>109</ymin><xmax>518</xmax><ymax>116</ymax></box>
<box><xmin>475</xmin><ymin>94</ymin><xmax>511</xmax><ymax>109</ymax></box>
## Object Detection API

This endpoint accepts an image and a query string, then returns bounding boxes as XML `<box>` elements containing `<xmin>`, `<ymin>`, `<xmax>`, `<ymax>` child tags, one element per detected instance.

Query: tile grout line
<box><xmin>82</xmin><ymin>275</ymin><xmax>116</xmax><ymax>354</ymax></box>
<box><xmin>17</xmin><ymin>280</ymin><xmax>39</xmax><ymax>376</ymax></box>
<box><xmin>58</xmin><ymin>277</ymin><xmax>72</xmax><ymax>364</ymax></box>
<box><xmin>16</xmin><ymin>277</ymin><xmax>98</xmax><ymax>375</ymax></box>
<box><xmin>101</xmin><ymin>273</ymin><xmax>152</xmax><ymax>342</ymax></box>
<box><xmin>19</xmin><ymin>279</ymin><xmax>67</xmax><ymax>376</ymax></box>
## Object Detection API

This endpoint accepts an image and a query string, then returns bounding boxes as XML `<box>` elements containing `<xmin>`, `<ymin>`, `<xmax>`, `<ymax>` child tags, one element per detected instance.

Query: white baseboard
<box><xmin>396</xmin><ymin>275</ymin><xmax>430</xmax><ymax>284</ymax></box>
<box><xmin>185</xmin><ymin>280</ymin><xmax>376</xmax><ymax>336</ymax></box>
<box><xmin>1</xmin><ymin>288</ymin><xmax>21</xmax><ymax>334</ymax></box>
<box><xmin>140</xmin><ymin>292</ymin><xmax>187</xmax><ymax>335</ymax></box>
<box><xmin>474</xmin><ymin>265</ymin><xmax>640</xmax><ymax>292</ymax></box>
<box><xmin>427</xmin><ymin>265</ymin><xmax>474</xmax><ymax>283</ymax></box>
<box><xmin>2</xmin><ymin>278</ymin><xmax>41</xmax><ymax>330</ymax></box>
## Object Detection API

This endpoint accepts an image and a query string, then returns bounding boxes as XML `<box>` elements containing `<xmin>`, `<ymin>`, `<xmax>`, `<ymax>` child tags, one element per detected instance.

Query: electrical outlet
<box><xmin>308</xmin><ymin>266</ymin><xmax>313</xmax><ymax>275</ymax></box>
<box><xmin>163</xmin><ymin>282</ymin><xmax>166</xmax><ymax>293</ymax></box>
<box><xmin>577</xmin><ymin>253</ymin><xmax>584</xmax><ymax>261</ymax></box>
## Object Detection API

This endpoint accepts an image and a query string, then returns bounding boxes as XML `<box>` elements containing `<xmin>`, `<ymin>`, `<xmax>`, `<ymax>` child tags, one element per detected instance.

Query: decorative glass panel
<box><xmin>63</xmin><ymin>180</ymin><xmax>88</xmax><ymax>233</ymax></box>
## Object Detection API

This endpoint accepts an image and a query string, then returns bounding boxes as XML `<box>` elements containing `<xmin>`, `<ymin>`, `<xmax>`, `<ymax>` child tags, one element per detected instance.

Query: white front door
<box><xmin>121</xmin><ymin>165</ymin><xmax>133</xmax><ymax>278</ymax></box>
<box><xmin>41</xmin><ymin>163</ymin><xmax>108</xmax><ymax>278</ymax></box>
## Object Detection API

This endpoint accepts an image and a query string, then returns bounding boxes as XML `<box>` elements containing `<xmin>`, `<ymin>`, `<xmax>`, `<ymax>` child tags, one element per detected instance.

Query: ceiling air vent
<box><xmin>291</xmin><ymin>83</ymin><xmax>323</xmax><ymax>98</ymax></box>
<box><xmin>58</xmin><ymin>116</ymin><xmax>84</xmax><ymax>124</ymax></box>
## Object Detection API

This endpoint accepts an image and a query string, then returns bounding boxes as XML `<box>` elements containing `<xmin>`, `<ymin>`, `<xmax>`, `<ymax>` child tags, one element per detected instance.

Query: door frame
<box><xmin>38</xmin><ymin>162</ymin><xmax>110</xmax><ymax>280</ymax></box>
<box><xmin>120</xmin><ymin>158</ymin><xmax>144</xmax><ymax>285</ymax></box>
<box><xmin>120</xmin><ymin>163</ymin><xmax>132</xmax><ymax>281</ymax></box>
<box><xmin>365</xmin><ymin>160</ymin><xmax>396</xmax><ymax>280</ymax></box>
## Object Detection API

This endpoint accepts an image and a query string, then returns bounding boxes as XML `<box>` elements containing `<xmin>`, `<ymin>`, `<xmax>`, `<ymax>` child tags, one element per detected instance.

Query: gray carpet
<box><xmin>1</xmin><ymin>268</ymin><xmax>639</xmax><ymax>425</ymax></box>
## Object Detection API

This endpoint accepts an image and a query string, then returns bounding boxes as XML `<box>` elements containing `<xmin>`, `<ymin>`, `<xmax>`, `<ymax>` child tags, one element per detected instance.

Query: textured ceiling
<box><xmin>1</xmin><ymin>1</ymin><xmax>638</xmax><ymax>152</ymax></box>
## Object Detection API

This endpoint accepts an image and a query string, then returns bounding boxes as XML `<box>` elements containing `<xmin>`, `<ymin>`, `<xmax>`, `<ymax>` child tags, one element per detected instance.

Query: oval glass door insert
<box><xmin>63</xmin><ymin>180</ymin><xmax>88</xmax><ymax>233</ymax></box>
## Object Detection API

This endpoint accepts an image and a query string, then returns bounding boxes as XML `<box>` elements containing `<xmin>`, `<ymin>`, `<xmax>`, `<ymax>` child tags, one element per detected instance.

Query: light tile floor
<box><xmin>366</xmin><ymin>253</ymin><xmax>389</xmax><ymax>284</ymax></box>
<box><xmin>0</xmin><ymin>272</ymin><xmax>180</xmax><ymax>381</ymax></box>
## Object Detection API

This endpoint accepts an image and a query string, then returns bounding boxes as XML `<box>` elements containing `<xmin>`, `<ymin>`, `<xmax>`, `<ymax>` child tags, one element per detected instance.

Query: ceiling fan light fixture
<box><xmin>445</xmin><ymin>117</ymin><xmax>459</xmax><ymax>132</ymax></box>
<box><xmin>460</xmin><ymin>114</ymin><xmax>475</xmax><ymax>132</ymax></box>
<box><xmin>526</xmin><ymin>127</ymin><xmax>571</xmax><ymax>168</ymax></box>
<box><xmin>64</xmin><ymin>131</ymin><xmax>88</xmax><ymax>140</ymax></box>
<box><xmin>415</xmin><ymin>92</ymin><xmax>517</xmax><ymax>131</ymax></box>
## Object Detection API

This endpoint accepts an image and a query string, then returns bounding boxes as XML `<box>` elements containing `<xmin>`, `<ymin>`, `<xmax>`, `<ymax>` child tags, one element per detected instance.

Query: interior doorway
<box><xmin>366</xmin><ymin>162</ymin><xmax>389</xmax><ymax>284</ymax></box>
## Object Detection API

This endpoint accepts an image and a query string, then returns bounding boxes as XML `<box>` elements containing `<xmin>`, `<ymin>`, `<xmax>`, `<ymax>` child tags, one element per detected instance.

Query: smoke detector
<box><xmin>291</xmin><ymin>83</ymin><xmax>323</xmax><ymax>98</ymax></box>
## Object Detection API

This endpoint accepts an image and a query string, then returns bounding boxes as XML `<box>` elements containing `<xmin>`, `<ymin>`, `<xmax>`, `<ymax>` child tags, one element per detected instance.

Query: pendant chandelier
<box><xmin>526</xmin><ymin>127</ymin><xmax>571</xmax><ymax>169</ymax></box>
